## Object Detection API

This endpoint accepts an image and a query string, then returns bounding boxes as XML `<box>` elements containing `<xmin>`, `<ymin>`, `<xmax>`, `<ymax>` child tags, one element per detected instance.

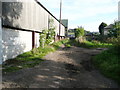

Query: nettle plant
<box><xmin>40</xmin><ymin>18</ymin><xmax>56</xmax><ymax>47</ymax></box>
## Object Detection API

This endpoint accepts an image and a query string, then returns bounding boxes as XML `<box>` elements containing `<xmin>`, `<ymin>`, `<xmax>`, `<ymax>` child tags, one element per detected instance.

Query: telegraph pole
<box><xmin>59</xmin><ymin>0</ymin><xmax>62</xmax><ymax>40</ymax></box>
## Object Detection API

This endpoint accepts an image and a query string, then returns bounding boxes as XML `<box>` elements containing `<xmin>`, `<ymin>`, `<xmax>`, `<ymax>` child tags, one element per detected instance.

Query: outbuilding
<box><xmin>0</xmin><ymin>0</ymin><xmax>66</xmax><ymax>64</ymax></box>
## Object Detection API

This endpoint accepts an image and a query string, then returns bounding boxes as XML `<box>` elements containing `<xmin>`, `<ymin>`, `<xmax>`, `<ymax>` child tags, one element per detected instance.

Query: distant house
<box><xmin>104</xmin><ymin>24</ymin><xmax>113</xmax><ymax>35</ymax></box>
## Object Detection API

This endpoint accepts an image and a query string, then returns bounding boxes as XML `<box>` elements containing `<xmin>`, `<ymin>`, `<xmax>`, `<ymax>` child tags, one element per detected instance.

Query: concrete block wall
<box><xmin>2</xmin><ymin>28</ymin><xmax>40</xmax><ymax>62</ymax></box>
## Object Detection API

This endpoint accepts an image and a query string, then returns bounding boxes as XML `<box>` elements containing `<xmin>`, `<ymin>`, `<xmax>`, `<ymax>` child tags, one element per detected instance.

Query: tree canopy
<box><xmin>108</xmin><ymin>21</ymin><xmax>120</xmax><ymax>38</ymax></box>
<box><xmin>74</xmin><ymin>26</ymin><xmax>85</xmax><ymax>38</ymax></box>
<box><xmin>99</xmin><ymin>22</ymin><xmax>107</xmax><ymax>35</ymax></box>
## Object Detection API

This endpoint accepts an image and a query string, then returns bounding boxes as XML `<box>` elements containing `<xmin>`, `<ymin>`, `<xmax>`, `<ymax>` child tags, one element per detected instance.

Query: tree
<box><xmin>84</xmin><ymin>30</ymin><xmax>90</xmax><ymax>35</ymax></box>
<box><xmin>74</xmin><ymin>26</ymin><xmax>85</xmax><ymax>38</ymax></box>
<box><xmin>108</xmin><ymin>21</ymin><xmax>120</xmax><ymax>38</ymax></box>
<box><xmin>99</xmin><ymin>22</ymin><xmax>107</xmax><ymax>35</ymax></box>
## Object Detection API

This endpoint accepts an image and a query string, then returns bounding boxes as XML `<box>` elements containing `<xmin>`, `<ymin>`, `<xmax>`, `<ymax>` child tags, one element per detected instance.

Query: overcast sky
<box><xmin>39</xmin><ymin>0</ymin><xmax>119</xmax><ymax>32</ymax></box>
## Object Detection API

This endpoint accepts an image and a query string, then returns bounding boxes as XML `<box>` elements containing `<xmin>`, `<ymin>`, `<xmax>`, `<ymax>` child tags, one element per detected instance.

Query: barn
<box><xmin>0</xmin><ymin>0</ymin><xmax>66</xmax><ymax>64</ymax></box>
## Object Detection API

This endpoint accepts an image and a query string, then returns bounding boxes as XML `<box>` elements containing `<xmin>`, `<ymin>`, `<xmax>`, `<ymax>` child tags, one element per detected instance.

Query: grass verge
<box><xmin>67</xmin><ymin>39</ymin><xmax>119</xmax><ymax>84</ymax></box>
<box><xmin>92</xmin><ymin>47</ymin><xmax>120</xmax><ymax>84</ymax></box>
<box><xmin>66</xmin><ymin>39</ymin><xmax>113</xmax><ymax>49</ymax></box>
<box><xmin>2</xmin><ymin>39</ymin><xmax>68</xmax><ymax>73</ymax></box>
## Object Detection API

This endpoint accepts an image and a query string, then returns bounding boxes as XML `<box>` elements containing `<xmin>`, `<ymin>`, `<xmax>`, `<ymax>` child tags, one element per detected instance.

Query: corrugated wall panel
<box><xmin>53</xmin><ymin>17</ymin><xmax>59</xmax><ymax>36</ymax></box>
<box><xmin>2</xmin><ymin>0</ymin><xmax>65</xmax><ymax>34</ymax></box>
<box><xmin>2</xmin><ymin>1</ymin><xmax>48</xmax><ymax>32</ymax></box>
<box><xmin>0</xmin><ymin>17</ymin><xmax>2</xmax><ymax>64</ymax></box>
<box><xmin>0</xmin><ymin>2</ymin><xmax>2</xmax><ymax>64</ymax></box>
<box><xmin>61</xmin><ymin>25</ymin><xmax>65</xmax><ymax>36</ymax></box>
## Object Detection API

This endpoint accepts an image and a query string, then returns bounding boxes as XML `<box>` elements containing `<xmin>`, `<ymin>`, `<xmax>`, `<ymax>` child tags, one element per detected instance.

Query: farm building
<box><xmin>104</xmin><ymin>24</ymin><xmax>113</xmax><ymax>35</ymax></box>
<box><xmin>0</xmin><ymin>0</ymin><xmax>66</xmax><ymax>64</ymax></box>
<box><xmin>61</xmin><ymin>19</ymin><xmax>68</xmax><ymax>36</ymax></box>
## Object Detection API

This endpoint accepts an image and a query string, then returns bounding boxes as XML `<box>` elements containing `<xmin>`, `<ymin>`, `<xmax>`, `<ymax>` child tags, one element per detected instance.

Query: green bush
<box><xmin>65</xmin><ymin>44</ymin><xmax>71</xmax><ymax>48</ymax></box>
<box><xmin>108</xmin><ymin>21</ymin><xmax>120</xmax><ymax>38</ymax></box>
<box><xmin>74</xmin><ymin>26</ymin><xmax>85</xmax><ymax>38</ymax></box>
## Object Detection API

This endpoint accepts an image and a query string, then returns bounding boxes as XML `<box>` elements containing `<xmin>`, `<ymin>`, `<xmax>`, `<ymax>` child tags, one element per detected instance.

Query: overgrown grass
<box><xmin>3</xmin><ymin>39</ymin><xmax>68</xmax><ymax>72</ymax></box>
<box><xmin>67</xmin><ymin>39</ymin><xmax>120</xmax><ymax>84</ymax></box>
<box><xmin>65</xmin><ymin>39</ymin><xmax>113</xmax><ymax>49</ymax></box>
<box><xmin>68</xmin><ymin>39</ymin><xmax>119</xmax><ymax>84</ymax></box>
<box><xmin>79</xmin><ymin>40</ymin><xmax>113</xmax><ymax>48</ymax></box>
<box><xmin>92</xmin><ymin>47</ymin><xmax>120</xmax><ymax>84</ymax></box>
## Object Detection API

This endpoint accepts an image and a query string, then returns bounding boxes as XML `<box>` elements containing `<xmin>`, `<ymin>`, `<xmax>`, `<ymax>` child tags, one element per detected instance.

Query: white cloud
<box><xmin>39</xmin><ymin>0</ymin><xmax>119</xmax><ymax>32</ymax></box>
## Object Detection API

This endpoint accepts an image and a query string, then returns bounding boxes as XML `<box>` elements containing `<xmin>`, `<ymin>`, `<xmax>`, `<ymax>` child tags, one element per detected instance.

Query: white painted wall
<box><xmin>104</xmin><ymin>29</ymin><xmax>109</xmax><ymax>35</ymax></box>
<box><xmin>2</xmin><ymin>28</ymin><xmax>32</xmax><ymax>61</ymax></box>
<box><xmin>35</xmin><ymin>33</ymin><xmax>40</xmax><ymax>48</ymax></box>
<box><xmin>2</xmin><ymin>28</ymin><xmax>40</xmax><ymax>61</ymax></box>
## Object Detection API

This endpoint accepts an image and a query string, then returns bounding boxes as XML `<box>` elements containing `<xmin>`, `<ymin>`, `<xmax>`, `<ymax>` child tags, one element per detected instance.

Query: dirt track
<box><xmin>2</xmin><ymin>46</ymin><xmax>119</xmax><ymax>88</ymax></box>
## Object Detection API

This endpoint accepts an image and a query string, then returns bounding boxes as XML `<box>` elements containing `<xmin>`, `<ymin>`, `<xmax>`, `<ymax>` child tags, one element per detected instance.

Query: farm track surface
<box><xmin>2</xmin><ymin>46</ymin><xmax>119</xmax><ymax>88</ymax></box>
